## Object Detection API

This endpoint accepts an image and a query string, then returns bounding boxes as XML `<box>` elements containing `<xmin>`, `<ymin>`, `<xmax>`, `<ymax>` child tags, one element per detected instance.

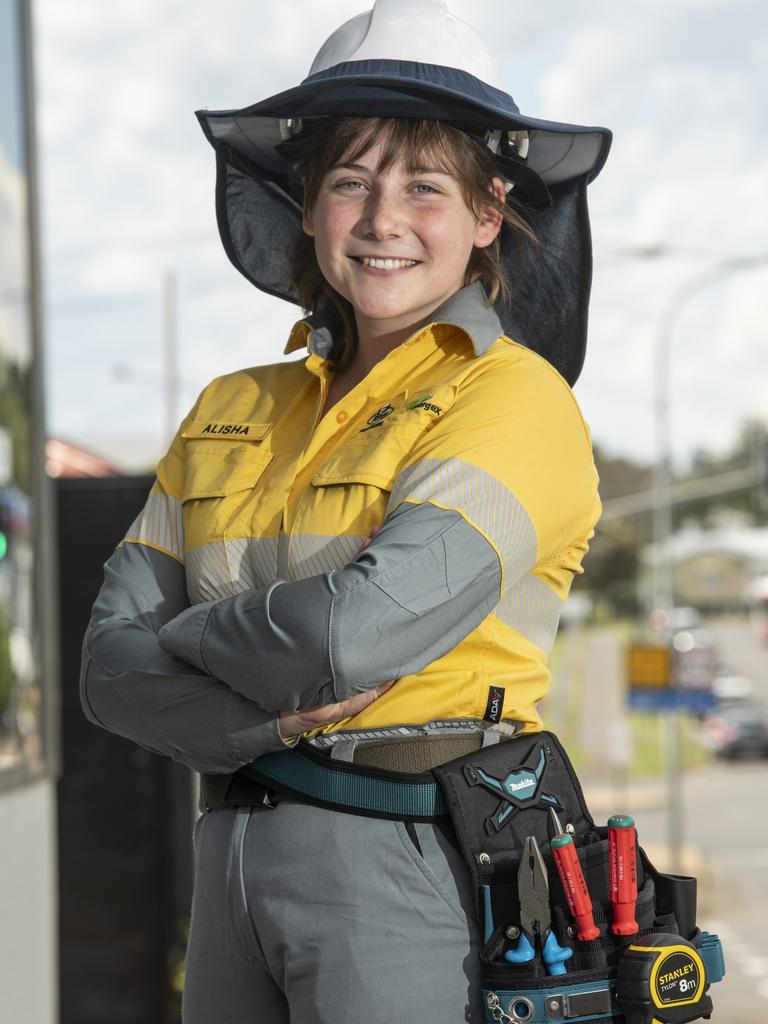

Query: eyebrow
<box><xmin>331</xmin><ymin>161</ymin><xmax>451</xmax><ymax>176</ymax></box>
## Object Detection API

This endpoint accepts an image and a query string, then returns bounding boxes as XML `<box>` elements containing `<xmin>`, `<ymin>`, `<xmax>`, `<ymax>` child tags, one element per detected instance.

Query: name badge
<box><xmin>182</xmin><ymin>421</ymin><xmax>273</xmax><ymax>441</ymax></box>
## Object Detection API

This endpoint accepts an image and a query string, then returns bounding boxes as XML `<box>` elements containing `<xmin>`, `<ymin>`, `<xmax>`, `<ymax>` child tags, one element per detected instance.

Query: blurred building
<box><xmin>0</xmin><ymin>2</ymin><xmax>59</xmax><ymax>1022</ymax></box>
<box><xmin>645</xmin><ymin>524</ymin><xmax>768</xmax><ymax>612</ymax></box>
<box><xmin>45</xmin><ymin>437</ymin><xmax>120</xmax><ymax>478</ymax></box>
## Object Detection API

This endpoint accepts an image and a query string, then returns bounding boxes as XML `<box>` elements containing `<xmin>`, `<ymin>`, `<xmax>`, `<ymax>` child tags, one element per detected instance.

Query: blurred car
<box><xmin>711</xmin><ymin>672</ymin><xmax>756</xmax><ymax>704</ymax></box>
<box><xmin>701</xmin><ymin>703</ymin><xmax>768</xmax><ymax>760</ymax></box>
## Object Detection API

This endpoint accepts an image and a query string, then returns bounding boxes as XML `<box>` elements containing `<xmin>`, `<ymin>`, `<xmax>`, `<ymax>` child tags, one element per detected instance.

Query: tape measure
<box><xmin>616</xmin><ymin>932</ymin><xmax>713</xmax><ymax>1024</ymax></box>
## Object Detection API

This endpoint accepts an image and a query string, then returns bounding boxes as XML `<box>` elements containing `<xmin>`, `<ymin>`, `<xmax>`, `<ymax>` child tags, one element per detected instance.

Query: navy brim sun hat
<box><xmin>195</xmin><ymin>0</ymin><xmax>612</xmax><ymax>386</ymax></box>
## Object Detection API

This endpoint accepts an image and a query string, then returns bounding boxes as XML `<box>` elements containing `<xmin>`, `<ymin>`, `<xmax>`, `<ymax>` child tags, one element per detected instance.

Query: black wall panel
<box><xmin>56</xmin><ymin>476</ymin><xmax>193</xmax><ymax>1024</ymax></box>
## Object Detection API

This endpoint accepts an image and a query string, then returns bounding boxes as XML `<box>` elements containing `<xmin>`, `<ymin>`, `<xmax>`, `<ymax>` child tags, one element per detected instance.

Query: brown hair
<box><xmin>279</xmin><ymin>117</ymin><xmax>538</xmax><ymax>371</ymax></box>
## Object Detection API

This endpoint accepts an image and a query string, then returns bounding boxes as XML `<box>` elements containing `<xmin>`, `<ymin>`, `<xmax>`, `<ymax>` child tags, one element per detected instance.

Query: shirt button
<box><xmin>336</xmin><ymin>410</ymin><xmax>348</xmax><ymax>424</ymax></box>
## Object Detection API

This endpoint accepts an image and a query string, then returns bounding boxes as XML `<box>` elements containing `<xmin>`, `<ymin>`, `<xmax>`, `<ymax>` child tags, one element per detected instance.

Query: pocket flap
<box><xmin>311</xmin><ymin>442</ymin><xmax>402</xmax><ymax>490</ymax></box>
<box><xmin>182</xmin><ymin>444</ymin><xmax>273</xmax><ymax>500</ymax></box>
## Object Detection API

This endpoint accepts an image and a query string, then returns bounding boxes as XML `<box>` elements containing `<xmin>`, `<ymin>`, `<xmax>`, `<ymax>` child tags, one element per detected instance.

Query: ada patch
<box><xmin>483</xmin><ymin>685</ymin><xmax>505</xmax><ymax>724</ymax></box>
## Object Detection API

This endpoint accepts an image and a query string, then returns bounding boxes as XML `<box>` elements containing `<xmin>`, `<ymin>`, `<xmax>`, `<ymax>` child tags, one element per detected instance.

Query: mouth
<box><xmin>350</xmin><ymin>256</ymin><xmax>421</xmax><ymax>270</ymax></box>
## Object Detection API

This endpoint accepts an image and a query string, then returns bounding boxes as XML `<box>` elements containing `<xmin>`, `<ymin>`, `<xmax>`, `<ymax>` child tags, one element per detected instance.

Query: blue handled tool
<box><xmin>505</xmin><ymin>835</ymin><xmax>573</xmax><ymax>976</ymax></box>
<box><xmin>481</xmin><ymin>884</ymin><xmax>495</xmax><ymax>942</ymax></box>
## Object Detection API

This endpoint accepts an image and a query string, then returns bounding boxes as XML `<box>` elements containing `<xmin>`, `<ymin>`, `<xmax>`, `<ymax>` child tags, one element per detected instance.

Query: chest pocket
<box><xmin>312</xmin><ymin>383</ymin><xmax>458</xmax><ymax>491</ymax></box>
<box><xmin>180</xmin><ymin>426</ymin><xmax>274</xmax><ymax>546</ymax></box>
<box><xmin>308</xmin><ymin>385</ymin><xmax>457</xmax><ymax>546</ymax></box>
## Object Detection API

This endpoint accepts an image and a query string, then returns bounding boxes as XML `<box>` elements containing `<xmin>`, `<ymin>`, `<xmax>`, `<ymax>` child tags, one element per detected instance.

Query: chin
<box><xmin>348</xmin><ymin>285</ymin><xmax>439</xmax><ymax>322</ymax></box>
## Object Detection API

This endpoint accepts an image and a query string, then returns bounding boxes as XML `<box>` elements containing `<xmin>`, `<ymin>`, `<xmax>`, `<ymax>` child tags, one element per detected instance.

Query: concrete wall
<box><xmin>0</xmin><ymin>777</ymin><xmax>57</xmax><ymax>1024</ymax></box>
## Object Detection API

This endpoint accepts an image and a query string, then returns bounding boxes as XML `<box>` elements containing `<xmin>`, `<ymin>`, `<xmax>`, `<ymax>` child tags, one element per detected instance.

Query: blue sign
<box><xmin>628</xmin><ymin>688</ymin><xmax>717</xmax><ymax>712</ymax></box>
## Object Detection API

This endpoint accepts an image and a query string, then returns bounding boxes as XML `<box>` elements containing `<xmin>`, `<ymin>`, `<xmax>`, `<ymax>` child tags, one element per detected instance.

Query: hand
<box><xmin>278</xmin><ymin>680</ymin><xmax>395</xmax><ymax>737</ymax></box>
<box><xmin>278</xmin><ymin>525</ymin><xmax>396</xmax><ymax>740</ymax></box>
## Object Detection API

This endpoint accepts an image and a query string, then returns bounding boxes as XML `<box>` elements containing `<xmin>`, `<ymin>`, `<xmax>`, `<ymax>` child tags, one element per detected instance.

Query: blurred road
<box><xmin>634</xmin><ymin>760</ymin><xmax>768</xmax><ymax>1024</ymax></box>
<box><xmin>547</xmin><ymin>615</ymin><xmax>768</xmax><ymax>1024</ymax></box>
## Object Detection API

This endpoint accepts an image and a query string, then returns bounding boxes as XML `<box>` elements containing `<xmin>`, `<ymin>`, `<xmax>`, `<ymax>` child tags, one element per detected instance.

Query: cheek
<box><xmin>308</xmin><ymin>202</ymin><xmax>344</xmax><ymax>257</ymax></box>
<box><xmin>424</xmin><ymin>215</ymin><xmax>477</xmax><ymax>274</ymax></box>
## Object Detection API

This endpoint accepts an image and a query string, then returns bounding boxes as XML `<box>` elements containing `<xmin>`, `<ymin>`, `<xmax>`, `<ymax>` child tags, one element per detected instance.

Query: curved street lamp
<box><xmin>650</xmin><ymin>253</ymin><xmax>768</xmax><ymax>871</ymax></box>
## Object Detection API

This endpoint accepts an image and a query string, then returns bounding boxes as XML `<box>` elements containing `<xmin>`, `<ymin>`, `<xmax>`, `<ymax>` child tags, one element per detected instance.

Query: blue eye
<box><xmin>336</xmin><ymin>180</ymin><xmax>365</xmax><ymax>190</ymax></box>
<box><xmin>414</xmin><ymin>184</ymin><xmax>438</xmax><ymax>194</ymax></box>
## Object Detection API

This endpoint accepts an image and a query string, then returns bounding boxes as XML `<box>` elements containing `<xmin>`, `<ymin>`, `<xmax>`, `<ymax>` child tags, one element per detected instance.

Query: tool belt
<box><xmin>200</xmin><ymin>731</ymin><xmax>725</xmax><ymax>1024</ymax></box>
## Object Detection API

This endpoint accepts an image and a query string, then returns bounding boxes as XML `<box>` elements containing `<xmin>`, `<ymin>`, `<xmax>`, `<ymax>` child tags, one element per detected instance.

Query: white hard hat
<box><xmin>309</xmin><ymin>0</ymin><xmax>505</xmax><ymax>93</ymax></box>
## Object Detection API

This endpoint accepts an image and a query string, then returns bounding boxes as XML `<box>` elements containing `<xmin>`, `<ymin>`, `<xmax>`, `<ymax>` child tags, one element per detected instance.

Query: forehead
<box><xmin>333</xmin><ymin>125</ymin><xmax>460</xmax><ymax>177</ymax></box>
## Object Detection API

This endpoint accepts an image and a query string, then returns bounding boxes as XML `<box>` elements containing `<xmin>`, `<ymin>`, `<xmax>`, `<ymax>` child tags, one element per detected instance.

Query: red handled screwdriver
<box><xmin>548</xmin><ymin>811</ymin><xmax>600</xmax><ymax>941</ymax></box>
<box><xmin>608</xmin><ymin>813</ymin><xmax>639</xmax><ymax>936</ymax></box>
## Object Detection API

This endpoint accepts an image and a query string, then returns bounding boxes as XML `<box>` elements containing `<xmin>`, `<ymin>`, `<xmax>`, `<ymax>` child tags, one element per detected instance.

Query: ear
<box><xmin>473</xmin><ymin>177</ymin><xmax>505</xmax><ymax>249</ymax></box>
<box><xmin>302</xmin><ymin>204</ymin><xmax>315</xmax><ymax>237</ymax></box>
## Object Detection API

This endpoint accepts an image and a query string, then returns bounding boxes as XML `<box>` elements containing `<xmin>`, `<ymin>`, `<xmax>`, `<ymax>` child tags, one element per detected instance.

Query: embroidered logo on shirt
<box><xmin>359</xmin><ymin>403</ymin><xmax>395</xmax><ymax>432</ymax></box>
<box><xmin>483</xmin><ymin>685</ymin><xmax>506</xmax><ymax>724</ymax></box>
<box><xmin>406</xmin><ymin>394</ymin><xmax>443</xmax><ymax>415</ymax></box>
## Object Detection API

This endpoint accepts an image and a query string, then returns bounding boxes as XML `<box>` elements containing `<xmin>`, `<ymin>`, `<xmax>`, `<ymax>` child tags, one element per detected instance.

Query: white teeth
<box><xmin>359</xmin><ymin>257</ymin><xmax>418</xmax><ymax>269</ymax></box>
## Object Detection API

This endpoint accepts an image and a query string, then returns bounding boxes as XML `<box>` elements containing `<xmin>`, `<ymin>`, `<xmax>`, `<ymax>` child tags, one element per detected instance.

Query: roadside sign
<box><xmin>628</xmin><ymin>688</ymin><xmax>717</xmax><ymax>712</ymax></box>
<box><xmin>673</xmin><ymin>646</ymin><xmax>718</xmax><ymax>691</ymax></box>
<box><xmin>626</xmin><ymin>644</ymin><xmax>671</xmax><ymax>688</ymax></box>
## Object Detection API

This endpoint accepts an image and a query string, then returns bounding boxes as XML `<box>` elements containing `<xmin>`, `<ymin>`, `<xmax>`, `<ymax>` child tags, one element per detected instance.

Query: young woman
<box><xmin>80</xmin><ymin>2</ymin><xmax>611</xmax><ymax>1021</ymax></box>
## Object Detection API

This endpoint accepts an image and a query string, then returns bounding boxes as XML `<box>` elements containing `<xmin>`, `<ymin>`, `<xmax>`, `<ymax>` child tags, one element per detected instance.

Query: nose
<box><xmin>360</xmin><ymin>187</ymin><xmax>405</xmax><ymax>239</ymax></box>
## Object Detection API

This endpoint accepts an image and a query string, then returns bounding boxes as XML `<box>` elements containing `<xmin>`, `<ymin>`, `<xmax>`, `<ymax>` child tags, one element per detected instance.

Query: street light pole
<box><xmin>651</xmin><ymin>255</ymin><xmax>768</xmax><ymax>872</ymax></box>
<box><xmin>163</xmin><ymin>269</ymin><xmax>179</xmax><ymax>446</ymax></box>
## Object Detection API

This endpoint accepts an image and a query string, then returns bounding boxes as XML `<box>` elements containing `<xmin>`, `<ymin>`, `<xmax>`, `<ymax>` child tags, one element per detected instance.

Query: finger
<box><xmin>356</xmin><ymin>524</ymin><xmax>382</xmax><ymax>555</ymax></box>
<box><xmin>280</xmin><ymin>678</ymin><xmax>398</xmax><ymax>734</ymax></box>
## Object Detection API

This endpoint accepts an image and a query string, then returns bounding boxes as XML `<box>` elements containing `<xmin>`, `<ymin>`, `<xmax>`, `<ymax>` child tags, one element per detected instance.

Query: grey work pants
<box><xmin>182</xmin><ymin>797</ymin><xmax>484</xmax><ymax>1023</ymax></box>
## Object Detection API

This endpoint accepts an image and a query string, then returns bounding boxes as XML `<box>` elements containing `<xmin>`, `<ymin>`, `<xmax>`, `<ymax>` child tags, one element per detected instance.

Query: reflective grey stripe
<box><xmin>124</xmin><ymin>493</ymin><xmax>184</xmax><ymax>562</ymax></box>
<box><xmin>306</xmin><ymin>718</ymin><xmax>493</xmax><ymax>749</ymax></box>
<box><xmin>387</xmin><ymin>456</ymin><xmax>537</xmax><ymax>587</ymax></box>
<box><xmin>494</xmin><ymin>573</ymin><xmax>564</xmax><ymax>654</ymax></box>
<box><xmin>184</xmin><ymin>533</ymin><xmax>366</xmax><ymax>603</ymax></box>
<box><xmin>186</xmin><ymin>537</ymin><xmax>278</xmax><ymax>603</ymax></box>
<box><xmin>286</xmin><ymin>532</ymin><xmax>365</xmax><ymax>581</ymax></box>
<box><xmin>230</xmin><ymin>535</ymin><xmax>278</xmax><ymax>592</ymax></box>
<box><xmin>186</xmin><ymin>542</ymin><xmax>238</xmax><ymax>603</ymax></box>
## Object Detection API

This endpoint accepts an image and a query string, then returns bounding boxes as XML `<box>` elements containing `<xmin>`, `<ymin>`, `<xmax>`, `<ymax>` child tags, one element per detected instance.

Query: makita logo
<box><xmin>202</xmin><ymin>423</ymin><xmax>250</xmax><ymax>435</ymax></box>
<box><xmin>509</xmin><ymin>778</ymin><xmax>535</xmax><ymax>793</ymax></box>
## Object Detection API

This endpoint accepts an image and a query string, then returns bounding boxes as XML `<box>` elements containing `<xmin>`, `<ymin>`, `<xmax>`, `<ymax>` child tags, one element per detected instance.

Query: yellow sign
<box><xmin>627</xmin><ymin>645</ymin><xmax>671</xmax><ymax>688</ymax></box>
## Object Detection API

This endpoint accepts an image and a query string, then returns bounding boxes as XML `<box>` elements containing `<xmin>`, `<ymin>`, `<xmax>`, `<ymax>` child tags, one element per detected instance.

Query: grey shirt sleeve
<box><xmin>157</xmin><ymin>501</ymin><xmax>502</xmax><ymax>711</ymax></box>
<box><xmin>81</xmin><ymin>541</ymin><xmax>294</xmax><ymax>774</ymax></box>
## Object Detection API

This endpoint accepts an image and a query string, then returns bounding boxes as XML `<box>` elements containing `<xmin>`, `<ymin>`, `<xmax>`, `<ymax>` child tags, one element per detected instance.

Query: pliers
<box><xmin>505</xmin><ymin>835</ymin><xmax>573</xmax><ymax>976</ymax></box>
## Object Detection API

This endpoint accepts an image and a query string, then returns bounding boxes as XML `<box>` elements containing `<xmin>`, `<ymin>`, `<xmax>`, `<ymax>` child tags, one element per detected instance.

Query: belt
<box><xmin>200</xmin><ymin>733</ymin><xmax>487</xmax><ymax>821</ymax></box>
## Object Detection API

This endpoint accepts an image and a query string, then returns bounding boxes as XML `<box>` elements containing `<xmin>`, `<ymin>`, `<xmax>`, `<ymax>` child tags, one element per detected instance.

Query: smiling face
<box><xmin>302</xmin><ymin>138</ymin><xmax>503</xmax><ymax>343</ymax></box>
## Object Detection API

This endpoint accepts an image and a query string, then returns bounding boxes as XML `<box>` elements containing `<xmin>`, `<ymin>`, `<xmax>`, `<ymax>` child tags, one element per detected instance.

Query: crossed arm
<box><xmin>80</xmin><ymin>500</ymin><xmax>503</xmax><ymax>774</ymax></box>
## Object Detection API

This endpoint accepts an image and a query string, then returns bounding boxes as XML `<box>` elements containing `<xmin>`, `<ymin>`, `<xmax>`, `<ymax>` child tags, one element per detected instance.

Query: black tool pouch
<box><xmin>433</xmin><ymin>731</ymin><xmax>725</xmax><ymax>1024</ymax></box>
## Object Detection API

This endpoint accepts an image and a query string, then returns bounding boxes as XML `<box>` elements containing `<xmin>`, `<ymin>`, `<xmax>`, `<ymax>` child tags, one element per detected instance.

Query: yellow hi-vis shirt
<box><xmin>126</xmin><ymin>283</ymin><xmax>600</xmax><ymax>743</ymax></box>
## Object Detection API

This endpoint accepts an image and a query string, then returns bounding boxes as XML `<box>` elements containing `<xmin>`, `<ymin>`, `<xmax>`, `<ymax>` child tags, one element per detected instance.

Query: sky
<box><xmin>29</xmin><ymin>0</ymin><xmax>768</xmax><ymax>471</ymax></box>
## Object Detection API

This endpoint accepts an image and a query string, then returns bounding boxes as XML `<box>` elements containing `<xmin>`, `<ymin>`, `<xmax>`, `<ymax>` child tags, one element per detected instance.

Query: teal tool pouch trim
<box><xmin>432</xmin><ymin>731</ymin><xmax>725</xmax><ymax>1024</ymax></box>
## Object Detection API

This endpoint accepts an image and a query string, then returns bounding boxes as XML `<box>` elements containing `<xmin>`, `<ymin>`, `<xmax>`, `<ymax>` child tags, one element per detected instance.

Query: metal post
<box><xmin>163</xmin><ymin>269</ymin><xmax>178</xmax><ymax>445</ymax></box>
<box><xmin>652</xmin><ymin>256</ymin><xmax>768</xmax><ymax>873</ymax></box>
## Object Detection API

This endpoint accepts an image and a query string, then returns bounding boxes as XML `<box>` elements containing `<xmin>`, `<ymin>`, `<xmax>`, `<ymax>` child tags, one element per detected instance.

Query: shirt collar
<box><xmin>283</xmin><ymin>281</ymin><xmax>503</xmax><ymax>359</ymax></box>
